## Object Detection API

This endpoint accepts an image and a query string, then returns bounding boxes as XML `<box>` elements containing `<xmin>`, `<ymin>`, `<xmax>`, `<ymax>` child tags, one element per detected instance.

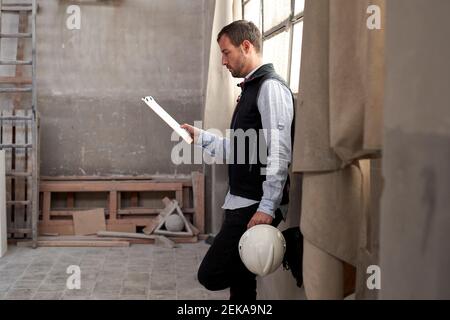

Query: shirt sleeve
<box><xmin>256</xmin><ymin>79</ymin><xmax>294</xmax><ymax>218</ymax></box>
<box><xmin>196</xmin><ymin>129</ymin><xmax>230</xmax><ymax>161</ymax></box>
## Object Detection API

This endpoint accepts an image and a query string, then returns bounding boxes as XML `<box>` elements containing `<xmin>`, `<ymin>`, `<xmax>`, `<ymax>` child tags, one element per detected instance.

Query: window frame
<box><xmin>243</xmin><ymin>0</ymin><xmax>304</xmax><ymax>93</ymax></box>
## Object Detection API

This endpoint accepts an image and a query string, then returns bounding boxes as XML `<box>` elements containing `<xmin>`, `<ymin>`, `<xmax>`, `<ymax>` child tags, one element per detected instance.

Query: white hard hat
<box><xmin>238</xmin><ymin>224</ymin><xmax>286</xmax><ymax>276</ymax></box>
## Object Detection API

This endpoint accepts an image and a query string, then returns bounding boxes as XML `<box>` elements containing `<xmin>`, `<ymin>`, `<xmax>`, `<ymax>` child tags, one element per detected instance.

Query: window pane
<box><xmin>263</xmin><ymin>31</ymin><xmax>291</xmax><ymax>81</ymax></box>
<box><xmin>294</xmin><ymin>0</ymin><xmax>305</xmax><ymax>15</ymax></box>
<box><xmin>263</xmin><ymin>0</ymin><xmax>291</xmax><ymax>31</ymax></box>
<box><xmin>290</xmin><ymin>21</ymin><xmax>303</xmax><ymax>93</ymax></box>
<box><xmin>244</xmin><ymin>0</ymin><xmax>262</xmax><ymax>31</ymax></box>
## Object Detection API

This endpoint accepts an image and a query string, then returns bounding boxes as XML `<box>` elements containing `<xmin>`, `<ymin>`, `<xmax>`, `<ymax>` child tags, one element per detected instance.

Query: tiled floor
<box><xmin>0</xmin><ymin>241</ymin><xmax>229</xmax><ymax>300</ymax></box>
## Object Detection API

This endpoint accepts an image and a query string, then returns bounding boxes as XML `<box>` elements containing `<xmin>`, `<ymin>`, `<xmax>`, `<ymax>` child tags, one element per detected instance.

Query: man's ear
<box><xmin>241</xmin><ymin>40</ymin><xmax>253</xmax><ymax>54</ymax></box>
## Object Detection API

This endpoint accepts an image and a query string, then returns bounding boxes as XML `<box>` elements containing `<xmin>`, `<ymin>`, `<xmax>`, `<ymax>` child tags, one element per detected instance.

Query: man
<box><xmin>181</xmin><ymin>20</ymin><xmax>294</xmax><ymax>300</ymax></box>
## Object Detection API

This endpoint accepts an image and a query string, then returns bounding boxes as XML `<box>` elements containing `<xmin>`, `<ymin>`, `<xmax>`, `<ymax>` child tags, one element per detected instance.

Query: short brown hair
<box><xmin>217</xmin><ymin>20</ymin><xmax>262</xmax><ymax>53</ymax></box>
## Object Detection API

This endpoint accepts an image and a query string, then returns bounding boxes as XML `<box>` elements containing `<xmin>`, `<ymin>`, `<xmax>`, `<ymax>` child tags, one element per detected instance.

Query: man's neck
<box><xmin>244</xmin><ymin>58</ymin><xmax>264</xmax><ymax>79</ymax></box>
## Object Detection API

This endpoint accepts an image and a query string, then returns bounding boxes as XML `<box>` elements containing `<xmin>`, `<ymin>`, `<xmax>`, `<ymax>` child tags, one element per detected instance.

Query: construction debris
<box><xmin>17</xmin><ymin>240</ymin><xmax>129</xmax><ymax>248</ymax></box>
<box><xmin>72</xmin><ymin>208</ymin><xmax>106</xmax><ymax>236</ymax></box>
<box><xmin>96</xmin><ymin>231</ymin><xmax>156</xmax><ymax>240</ymax></box>
<box><xmin>153</xmin><ymin>198</ymin><xmax>194</xmax><ymax>237</ymax></box>
<box><xmin>154</xmin><ymin>235</ymin><xmax>179</xmax><ymax>249</ymax></box>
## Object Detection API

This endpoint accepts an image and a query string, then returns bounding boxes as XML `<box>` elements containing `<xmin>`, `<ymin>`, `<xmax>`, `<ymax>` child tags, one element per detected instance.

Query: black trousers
<box><xmin>197</xmin><ymin>203</ymin><xmax>283</xmax><ymax>300</ymax></box>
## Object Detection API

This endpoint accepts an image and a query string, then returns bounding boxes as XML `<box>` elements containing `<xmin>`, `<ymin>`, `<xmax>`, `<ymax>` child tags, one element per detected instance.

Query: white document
<box><xmin>142</xmin><ymin>96</ymin><xmax>193</xmax><ymax>144</ymax></box>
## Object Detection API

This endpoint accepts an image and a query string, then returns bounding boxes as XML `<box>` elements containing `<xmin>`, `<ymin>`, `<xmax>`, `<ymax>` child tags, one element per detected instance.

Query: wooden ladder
<box><xmin>0</xmin><ymin>1</ymin><xmax>39</xmax><ymax>248</ymax></box>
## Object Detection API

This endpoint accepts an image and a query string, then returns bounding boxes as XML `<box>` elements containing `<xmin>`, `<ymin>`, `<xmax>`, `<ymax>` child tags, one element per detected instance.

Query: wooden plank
<box><xmin>109</xmin><ymin>191</ymin><xmax>117</xmax><ymax>221</ymax></box>
<box><xmin>38</xmin><ymin>235</ymin><xmax>133</xmax><ymax>241</ymax></box>
<box><xmin>143</xmin><ymin>198</ymin><xmax>178</xmax><ymax>235</ymax></box>
<box><xmin>12</xmin><ymin>11</ymin><xmax>28</xmax><ymax>110</ymax></box>
<box><xmin>17</xmin><ymin>240</ymin><xmax>130</xmax><ymax>248</ymax></box>
<box><xmin>40</xmin><ymin>175</ymin><xmax>192</xmax><ymax>183</ymax></box>
<box><xmin>0</xmin><ymin>76</ymin><xmax>32</xmax><ymax>85</ymax></box>
<box><xmin>2</xmin><ymin>111</ymin><xmax>13</xmax><ymax>238</ymax></box>
<box><xmin>117</xmin><ymin>208</ymin><xmax>159</xmax><ymax>215</ymax></box>
<box><xmin>38</xmin><ymin>223</ymin><xmax>74</xmax><ymax>236</ymax></box>
<box><xmin>50</xmin><ymin>208</ymin><xmax>110</xmax><ymax>217</ymax></box>
<box><xmin>36</xmin><ymin>225</ymin><xmax>197</xmax><ymax>244</ymax></box>
<box><xmin>43</xmin><ymin>217</ymin><xmax>157</xmax><ymax>226</ymax></box>
<box><xmin>36</xmin><ymin>235</ymin><xmax>153</xmax><ymax>245</ymax></box>
<box><xmin>42</xmin><ymin>191</ymin><xmax>51</xmax><ymax>223</ymax></box>
<box><xmin>142</xmin><ymin>218</ymin><xmax>161</xmax><ymax>235</ymax></box>
<box><xmin>198</xmin><ymin>234</ymin><xmax>209</xmax><ymax>241</ymax></box>
<box><xmin>106</xmin><ymin>223</ymin><xmax>136</xmax><ymax>233</ymax></box>
<box><xmin>171</xmin><ymin>236</ymin><xmax>198</xmax><ymax>244</ymax></box>
<box><xmin>187</xmin><ymin>220</ymin><xmax>200</xmax><ymax>236</ymax></box>
<box><xmin>7</xmin><ymin>227</ymin><xmax>31</xmax><ymax>234</ymax></box>
<box><xmin>175</xmin><ymin>189</ymin><xmax>183</xmax><ymax>206</ymax></box>
<box><xmin>40</xmin><ymin>232</ymin><xmax>59</xmax><ymax>237</ymax></box>
<box><xmin>72</xmin><ymin>208</ymin><xmax>106</xmax><ymax>236</ymax></box>
<box><xmin>40</xmin><ymin>181</ymin><xmax>184</xmax><ymax>192</ymax></box>
<box><xmin>97</xmin><ymin>230</ymin><xmax>156</xmax><ymax>240</ymax></box>
<box><xmin>44</xmin><ymin>219</ymin><xmax>127</xmax><ymax>226</ymax></box>
<box><xmin>26</xmin><ymin>109</ymin><xmax>33</xmax><ymax>237</ymax></box>
<box><xmin>0</xmin><ymin>150</ymin><xmax>7</xmax><ymax>257</ymax></box>
<box><xmin>154</xmin><ymin>229</ymin><xmax>194</xmax><ymax>237</ymax></box>
<box><xmin>182</xmin><ymin>186</ymin><xmax>191</xmax><ymax>209</ymax></box>
<box><xmin>39</xmin><ymin>223</ymin><xmax>137</xmax><ymax>236</ymax></box>
<box><xmin>40</xmin><ymin>220</ymin><xmax>74</xmax><ymax>226</ymax></box>
<box><xmin>66</xmin><ymin>192</ymin><xmax>74</xmax><ymax>208</ymax></box>
<box><xmin>130</xmin><ymin>192</ymin><xmax>138</xmax><ymax>207</ymax></box>
<box><xmin>14</xmin><ymin>110</ymin><xmax>26</xmax><ymax>238</ymax></box>
<box><xmin>191</xmin><ymin>171</ymin><xmax>205</xmax><ymax>233</ymax></box>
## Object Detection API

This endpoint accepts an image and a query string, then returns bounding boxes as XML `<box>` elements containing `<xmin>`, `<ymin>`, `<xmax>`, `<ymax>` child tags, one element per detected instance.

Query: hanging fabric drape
<box><xmin>292</xmin><ymin>0</ymin><xmax>385</xmax><ymax>267</ymax></box>
<box><xmin>203</xmin><ymin>0</ymin><xmax>242</xmax><ymax>132</ymax></box>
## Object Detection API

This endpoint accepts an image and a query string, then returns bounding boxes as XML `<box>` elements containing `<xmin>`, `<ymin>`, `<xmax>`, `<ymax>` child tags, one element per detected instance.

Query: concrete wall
<box><xmin>30</xmin><ymin>0</ymin><xmax>214</xmax><ymax>176</ymax></box>
<box><xmin>380</xmin><ymin>0</ymin><xmax>450</xmax><ymax>299</ymax></box>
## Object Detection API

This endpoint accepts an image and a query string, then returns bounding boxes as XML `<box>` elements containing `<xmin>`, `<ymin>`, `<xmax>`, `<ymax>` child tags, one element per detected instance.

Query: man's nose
<box><xmin>222</xmin><ymin>56</ymin><xmax>227</xmax><ymax>66</ymax></box>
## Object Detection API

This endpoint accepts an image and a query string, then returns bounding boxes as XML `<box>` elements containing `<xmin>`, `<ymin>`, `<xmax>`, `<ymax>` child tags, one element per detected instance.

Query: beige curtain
<box><xmin>292</xmin><ymin>0</ymin><xmax>343</xmax><ymax>172</ymax></box>
<box><xmin>293</xmin><ymin>0</ymin><xmax>385</xmax><ymax>266</ymax></box>
<box><xmin>202</xmin><ymin>0</ymin><xmax>243</xmax><ymax>234</ymax></box>
<box><xmin>329</xmin><ymin>0</ymin><xmax>385</xmax><ymax>162</ymax></box>
<box><xmin>293</xmin><ymin>0</ymin><xmax>384</xmax><ymax>172</ymax></box>
<box><xmin>203</xmin><ymin>0</ymin><xmax>242</xmax><ymax>132</ymax></box>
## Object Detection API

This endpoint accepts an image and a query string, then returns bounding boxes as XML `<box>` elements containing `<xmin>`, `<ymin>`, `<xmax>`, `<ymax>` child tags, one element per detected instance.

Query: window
<box><xmin>244</xmin><ymin>0</ymin><xmax>262</xmax><ymax>31</ymax></box>
<box><xmin>243</xmin><ymin>0</ymin><xmax>305</xmax><ymax>93</ymax></box>
<box><xmin>263</xmin><ymin>0</ymin><xmax>291</xmax><ymax>32</ymax></box>
<box><xmin>263</xmin><ymin>29</ymin><xmax>291</xmax><ymax>81</ymax></box>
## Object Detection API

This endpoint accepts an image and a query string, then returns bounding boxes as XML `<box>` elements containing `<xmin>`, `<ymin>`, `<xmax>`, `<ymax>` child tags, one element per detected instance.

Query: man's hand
<box><xmin>247</xmin><ymin>211</ymin><xmax>273</xmax><ymax>229</ymax></box>
<box><xmin>180</xmin><ymin>124</ymin><xmax>201</xmax><ymax>144</ymax></box>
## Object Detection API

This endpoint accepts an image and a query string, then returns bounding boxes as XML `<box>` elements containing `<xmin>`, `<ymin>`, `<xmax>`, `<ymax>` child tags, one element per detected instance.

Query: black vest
<box><xmin>228</xmin><ymin>63</ymin><xmax>294</xmax><ymax>204</ymax></box>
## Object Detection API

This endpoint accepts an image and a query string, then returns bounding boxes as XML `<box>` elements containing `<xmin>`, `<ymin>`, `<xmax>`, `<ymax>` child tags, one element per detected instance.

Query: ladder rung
<box><xmin>6</xmin><ymin>171</ymin><xmax>32</xmax><ymax>177</ymax></box>
<box><xmin>0</xmin><ymin>33</ymin><xmax>32</xmax><ymax>38</ymax></box>
<box><xmin>0</xmin><ymin>87</ymin><xmax>32</xmax><ymax>93</ymax></box>
<box><xmin>0</xmin><ymin>116</ymin><xmax>33</xmax><ymax>121</ymax></box>
<box><xmin>1</xmin><ymin>6</ymin><xmax>33</xmax><ymax>12</ymax></box>
<box><xmin>0</xmin><ymin>76</ymin><xmax>32</xmax><ymax>84</ymax></box>
<box><xmin>8</xmin><ymin>228</ymin><xmax>32</xmax><ymax>234</ymax></box>
<box><xmin>0</xmin><ymin>60</ymin><xmax>32</xmax><ymax>65</ymax></box>
<box><xmin>0</xmin><ymin>144</ymin><xmax>32</xmax><ymax>148</ymax></box>
<box><xmin>7</xmin><ymin>200</ymin><xmax>32</xmax><ymax>205</ymax></box>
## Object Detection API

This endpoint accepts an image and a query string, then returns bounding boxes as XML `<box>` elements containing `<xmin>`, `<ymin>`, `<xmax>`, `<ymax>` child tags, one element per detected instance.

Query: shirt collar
<box><xmin>244</xmin><ymin>64</ymin><xmax>264</xmax><ymax>81</ymax></box>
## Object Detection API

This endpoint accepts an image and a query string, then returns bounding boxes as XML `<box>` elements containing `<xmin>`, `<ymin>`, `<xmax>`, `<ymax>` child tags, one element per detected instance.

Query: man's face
<box><xmin>218</xmin><ymin>35</ymin><xmax>247</xmax><ymax>78</ymax></box>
